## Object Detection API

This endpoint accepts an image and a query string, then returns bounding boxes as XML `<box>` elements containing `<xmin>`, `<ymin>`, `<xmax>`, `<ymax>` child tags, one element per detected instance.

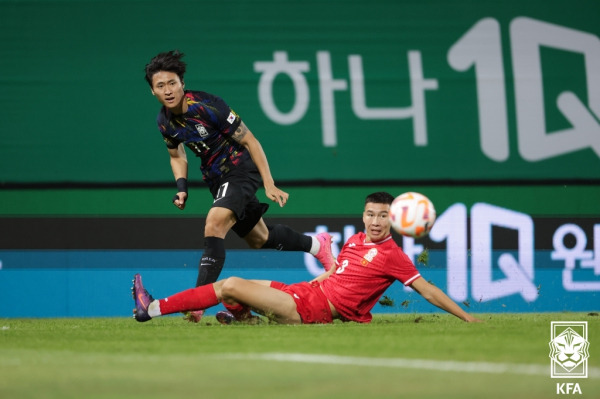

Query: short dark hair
<box><xmin>144</xmin><ymin>50</ymin><xmax>187</xmax><ymax>87</ymax></box>
<box><xmin>364</xmin><ymin>192</ymin><xmax>395</xmax><ymax>206</ymax></box>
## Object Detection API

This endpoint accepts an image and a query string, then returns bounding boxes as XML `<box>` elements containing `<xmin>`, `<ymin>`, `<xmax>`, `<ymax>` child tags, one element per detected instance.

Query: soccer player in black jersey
<box><xmin>144</xmin><ymin>51</ymin><xmax>334</xmax><ymax>321</ymax></box>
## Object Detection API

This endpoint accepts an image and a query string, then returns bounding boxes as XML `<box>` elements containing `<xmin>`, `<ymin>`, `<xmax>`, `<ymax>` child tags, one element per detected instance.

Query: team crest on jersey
<box><xmin>361</xmin><ymin>248</ymin><xmax>378</xmax><ymax>266</ymax></box>
<box><xmin>195</xmin><ymin>124</ymin><xmax>209</xmax><ymax>137</ymax></box>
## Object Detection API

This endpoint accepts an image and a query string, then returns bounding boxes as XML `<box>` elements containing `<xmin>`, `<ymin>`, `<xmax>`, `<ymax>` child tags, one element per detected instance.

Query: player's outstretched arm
<box><xmin>410</xmin><ymin>278</ymin><xmax>481</xmax><ymax>322</ymax></box>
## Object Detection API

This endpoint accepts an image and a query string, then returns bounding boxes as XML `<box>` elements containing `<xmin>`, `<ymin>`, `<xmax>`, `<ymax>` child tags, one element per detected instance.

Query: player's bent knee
<box><xmin>245</xmin><ymin>236</ymin><xmax>266</xmax><ymax>249</ymax></box>
<box><xmin>244</xmin><ymin>227</ymin><xmax>268</xmax><ymax>249</ymax></box>
<box><xmin>220</xmin><ymin>276</ymin><xmax>244</xmax><ymax>300</ymax></box>
<box><xmin>204</xmin><ymin>210</ymin><xmax>237</xmax><ymax>237</ymax></box>
<box><xmin>204</xmin><ymin>222</ymin><xmax>229</xmax><ymax>238</ymax></box>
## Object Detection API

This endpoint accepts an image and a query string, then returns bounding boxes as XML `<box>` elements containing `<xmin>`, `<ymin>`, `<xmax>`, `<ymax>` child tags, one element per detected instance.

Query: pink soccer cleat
<box><xmin>314</xmin><ymin>233</ymin><xmax>335</xmax><ymax>271</ymax></box>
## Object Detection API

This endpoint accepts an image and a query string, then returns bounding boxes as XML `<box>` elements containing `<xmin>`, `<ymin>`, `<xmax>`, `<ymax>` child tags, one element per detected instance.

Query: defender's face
<box><xmin>151</xmin><ymin>71</ymin><xmax>187</xmax><ymax>113</ymax></box>
<box><xmin>363</xmin><ymin>202</ymin><xmax>392</xmax><ymax>242</ymax></box>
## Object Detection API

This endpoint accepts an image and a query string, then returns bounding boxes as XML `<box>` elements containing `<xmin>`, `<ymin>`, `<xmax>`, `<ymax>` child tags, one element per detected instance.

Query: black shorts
<box><xmin>208</xmin><ymin>161</ymin><xmax>269</xmax><ymax>238</ymax></box>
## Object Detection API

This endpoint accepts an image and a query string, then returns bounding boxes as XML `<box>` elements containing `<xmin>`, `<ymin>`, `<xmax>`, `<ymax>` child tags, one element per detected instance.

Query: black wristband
<box><xmin>176</xmin><ymin>178</ymin><xmax>188</xmax><ymax>193</ymax></box>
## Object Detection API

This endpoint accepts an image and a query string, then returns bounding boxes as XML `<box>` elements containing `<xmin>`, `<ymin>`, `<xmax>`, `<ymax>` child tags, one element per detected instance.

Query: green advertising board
<box><xmin>0</xmin><ymin>0</ymin><xmax>598</xmax><ymax>184</ymax></box>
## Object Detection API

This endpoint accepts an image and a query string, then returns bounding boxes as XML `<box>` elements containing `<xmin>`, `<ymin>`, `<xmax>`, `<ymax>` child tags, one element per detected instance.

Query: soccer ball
<box><xmin>389</xmin><ymin>192</ymin><xmax>436</xmax><ymax>238</ymax></box>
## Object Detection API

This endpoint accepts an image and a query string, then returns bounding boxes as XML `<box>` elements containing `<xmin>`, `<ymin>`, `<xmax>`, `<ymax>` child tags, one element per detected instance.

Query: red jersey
<box><xmin>320</xmin><ymin>232</ymin><xmax>421</xmax><ymax>323</ymax></box>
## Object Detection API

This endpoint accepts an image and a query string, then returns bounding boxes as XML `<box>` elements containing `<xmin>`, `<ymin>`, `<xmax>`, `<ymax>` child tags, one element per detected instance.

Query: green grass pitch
<box><xmin>1</xmin><ymin>313</ymin><xmax>598</xmax><ymax>399</ymax></box>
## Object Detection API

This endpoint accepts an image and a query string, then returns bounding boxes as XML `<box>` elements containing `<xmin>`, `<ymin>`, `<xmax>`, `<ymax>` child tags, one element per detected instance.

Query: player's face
<box><xmin>150</xmin><ymin>71</ymin><xmax>187</xmax><ymax>114</ymax></box>
<box><xmin>362</xmin><ymin>202</ymin><xmax>392</xmax><ymax>242</ymax></box>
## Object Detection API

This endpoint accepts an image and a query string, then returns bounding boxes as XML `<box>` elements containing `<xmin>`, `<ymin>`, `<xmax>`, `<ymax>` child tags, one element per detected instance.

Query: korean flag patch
<box><xmin>227</xmin><ymin>112</ymin><xmax>236</xmax><ymax>124</ymax></box>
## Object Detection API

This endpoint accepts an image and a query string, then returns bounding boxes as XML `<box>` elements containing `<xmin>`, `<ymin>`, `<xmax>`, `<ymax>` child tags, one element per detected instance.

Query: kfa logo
<box><xmin>550</xmin><ymin>321</ymin><xmax>589</xmax><ymax>380</ymax></box>
<box><xmin>195</xmin><ymin>124</ymin><xmax>209</xmax><ymax>138</ymax></box>
<box><xmin>556</xmin><ymin>383</ymin><xmax>582</xmax><ymax>395</ymax></box>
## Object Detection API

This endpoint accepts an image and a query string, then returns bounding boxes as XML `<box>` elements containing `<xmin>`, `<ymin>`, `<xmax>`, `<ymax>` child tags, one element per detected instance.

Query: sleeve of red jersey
<box><xmin>392</xmin><ymin>248</ymin><xmax>421</xmax><ymax>286</ymax></box>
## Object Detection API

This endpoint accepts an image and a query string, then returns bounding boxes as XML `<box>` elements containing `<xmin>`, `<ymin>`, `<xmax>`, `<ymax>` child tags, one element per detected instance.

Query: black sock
<box><xmin>196</xmin><ymin>237</ymin><xmax>226</xmax><ymax>287</ymax></box>
<box><xmin>261</xmin><ymin>224</ymin><xmax>312</xmax><ymax>252</ymax></box>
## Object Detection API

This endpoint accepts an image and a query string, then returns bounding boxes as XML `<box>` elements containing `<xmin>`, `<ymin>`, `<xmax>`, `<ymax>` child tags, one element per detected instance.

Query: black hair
<box><xmin>364</xmin><ymin>192</ymin><xmax>395</xmax><ymax>206</ymax></box>
<box><xmin>144</xmin><ymin>50</ymin><xmax>187</xmax><ymax>87</ymax></box>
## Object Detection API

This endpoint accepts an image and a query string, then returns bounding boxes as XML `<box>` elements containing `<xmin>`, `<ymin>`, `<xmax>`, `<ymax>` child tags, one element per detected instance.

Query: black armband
<box><xmin>176</xmin><ymin>177</ymin><xmax>188</xmax><ymax>193</ymax></box>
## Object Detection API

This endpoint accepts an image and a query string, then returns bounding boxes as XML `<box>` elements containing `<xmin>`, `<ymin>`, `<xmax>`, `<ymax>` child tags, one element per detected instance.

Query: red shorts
<box><xmin>270</xmin><ymin>281</ymin><xmax>333</xmax><ymax>324</ymax></box>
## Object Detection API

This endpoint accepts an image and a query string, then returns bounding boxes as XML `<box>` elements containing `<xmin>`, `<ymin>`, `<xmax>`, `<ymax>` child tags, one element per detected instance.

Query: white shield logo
<box><xmin>195</xmin><ymin>124</ymin><xmax>208</xmax><ymax>138</ymax></box>
<box><xmin>549</xmin><ymin>321</ymin><xmax>589</xmax><ymax>378</ymax></box>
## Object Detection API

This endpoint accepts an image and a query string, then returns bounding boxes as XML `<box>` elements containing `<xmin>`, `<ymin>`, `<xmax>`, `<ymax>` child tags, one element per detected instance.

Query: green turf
<box><xmin>1</xmin><ymin>313</ymin><xmax>598</xmax><ymax>399</ymax></box>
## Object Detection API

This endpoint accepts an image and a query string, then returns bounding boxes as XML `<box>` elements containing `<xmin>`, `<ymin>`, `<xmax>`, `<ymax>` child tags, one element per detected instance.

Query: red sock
<box><xmin>158</xmin><ymin>285</ymin><xmax>219</xmax><ymax>315</ymax></box>
<box><xmin>223</xmin><ymin>302</ymin><xmax>252</xmax><ymax>321</ymax></box>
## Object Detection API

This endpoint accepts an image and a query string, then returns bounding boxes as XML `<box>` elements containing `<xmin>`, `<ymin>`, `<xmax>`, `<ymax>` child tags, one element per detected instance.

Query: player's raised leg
<box><xmin>245</xmin><ymin>219</ymin><xmax>336</xmax><ymax>271</ymax></box>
